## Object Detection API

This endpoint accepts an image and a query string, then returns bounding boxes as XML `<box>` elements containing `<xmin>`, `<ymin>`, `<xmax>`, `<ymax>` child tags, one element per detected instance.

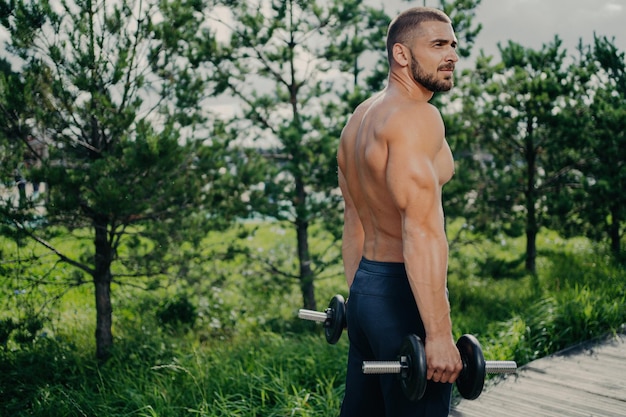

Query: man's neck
<box><xmin>387</xmin><ymin>71</ymin><xmax>434</xmax><ymax>102</ymax></box>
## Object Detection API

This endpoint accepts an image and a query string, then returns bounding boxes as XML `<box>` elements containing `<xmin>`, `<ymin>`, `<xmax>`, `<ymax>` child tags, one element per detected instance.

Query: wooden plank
<box><xmin>451</xmin><ymin>333</ymin><xmax>626</xmax><ymax>417</ymax></box>
<box><xmin>510</xmin><ymin>374</ymin><xmax>626</xmax><ymax>416</ymax></box>
<box><xmin>523</xmin><ymin>364</ymin><xmax>626</xmax><ymax>402</ymax></box>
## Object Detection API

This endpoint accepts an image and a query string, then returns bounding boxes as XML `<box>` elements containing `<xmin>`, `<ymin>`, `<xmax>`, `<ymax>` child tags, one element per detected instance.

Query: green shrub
<box><xmin>156</xmin><ymin>293</ymin><xmax>197</xmax><ymax>328</ymax></box>
<box><xmin>0</xmin><ymin>317</ymin><xmax>16</xmax><ymax>345</ymax></box>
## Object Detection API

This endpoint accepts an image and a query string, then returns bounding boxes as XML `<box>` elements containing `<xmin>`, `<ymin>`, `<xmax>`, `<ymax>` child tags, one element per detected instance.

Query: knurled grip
<box><xmin>362</xmin><ymin>360</ymin><xmax>404</xmax><ymax>374</ymax></box>
<box><xmin>298</xmin><ymin>309</ymin><xmax>328</xmax><ymax>323</ymax></box>
<box><xmin>485</xmin><ymin>360</ymin><xmax>517</xmax><ymax>373</ymax></box>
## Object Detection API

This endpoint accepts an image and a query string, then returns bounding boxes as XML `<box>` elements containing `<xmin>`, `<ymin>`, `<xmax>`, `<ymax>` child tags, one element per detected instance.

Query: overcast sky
<box><xmin>2</xmin><ymin>1</ymin><xmax>623</xmax><ymax>65</ymax></box>
<box><xmin>381</xmin><ymin>0</ymin><xmax>625</xmax><ymax>62</ymax></box>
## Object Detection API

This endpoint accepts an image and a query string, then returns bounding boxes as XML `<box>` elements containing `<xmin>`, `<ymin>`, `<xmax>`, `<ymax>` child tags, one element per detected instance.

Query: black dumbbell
<box><xmin>298</xmin><ymin>294</ymin><xmax>346</xmax><ymax>344</ymax></box>
<box><xmin>361</xmin><ymin>334</ymin><xmax>517</xmax><ymax>401</ymax></box>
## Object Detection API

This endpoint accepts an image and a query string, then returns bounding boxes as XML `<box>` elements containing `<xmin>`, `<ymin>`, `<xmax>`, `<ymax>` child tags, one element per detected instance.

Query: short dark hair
<box><xmin>386</xmin><ymin>7</ymin><xmax>451</xmax><ymax>63</ymax></box>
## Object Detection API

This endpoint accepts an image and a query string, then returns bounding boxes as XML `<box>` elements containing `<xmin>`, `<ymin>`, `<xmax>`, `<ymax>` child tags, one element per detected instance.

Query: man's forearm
<box><xmin>403</xmin><ymin>232</ymin><xmax>452</xmax><ymax>338</ymax></box>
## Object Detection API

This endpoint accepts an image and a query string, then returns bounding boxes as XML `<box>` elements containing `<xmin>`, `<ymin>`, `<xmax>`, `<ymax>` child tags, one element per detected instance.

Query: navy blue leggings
<box><xmin>339</xmin><ymin>258</ymin><xmax>452</xmax><ymax>417</ymax></box>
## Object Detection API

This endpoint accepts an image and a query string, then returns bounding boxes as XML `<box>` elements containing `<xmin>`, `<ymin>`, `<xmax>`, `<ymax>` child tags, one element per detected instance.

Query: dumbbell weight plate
<box><xmin>324</xmin><ymin>294</ymin><xmax>346</xmax><ymax>345</ymax></box>
<box><xmin>399</xmin><ymin>334</ymin><xmax>428</xmax><ymax>402</ymax></box>
<box><xmin>456</xmin><ymin>334</ymin><xmax>486</xmax><ymax>400</ymax></box>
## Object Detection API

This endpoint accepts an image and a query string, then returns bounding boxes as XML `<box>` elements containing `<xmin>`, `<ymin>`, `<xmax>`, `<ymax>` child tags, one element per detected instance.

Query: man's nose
<box><xmin>447</xmin><ymin>48</ymin><xmax>459</xmax><ymax>62</ymax></box>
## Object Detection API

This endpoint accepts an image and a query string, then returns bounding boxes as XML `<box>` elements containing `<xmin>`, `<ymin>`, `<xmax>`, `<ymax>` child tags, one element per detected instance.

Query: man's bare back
<box><xmin>338</xmin><ymin>90</ymin><xmax>454</xmax><ymax>266</ymax></box>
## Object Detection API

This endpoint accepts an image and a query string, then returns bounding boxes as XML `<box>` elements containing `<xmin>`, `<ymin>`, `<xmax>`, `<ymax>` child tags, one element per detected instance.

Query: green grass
<box><xmin>0</xmin><ymin>224</ymin><xmax>625</xmax><ymax>416</ymax></box>
<box><xmin>448</xmin><ymin>229</ymin><xmax>626</xmax><ymax>362</ymax></box>
<box><xmin>1</xmin><ymin>329</ymin><xmax>348</xmax><ymax>416</ymax></box>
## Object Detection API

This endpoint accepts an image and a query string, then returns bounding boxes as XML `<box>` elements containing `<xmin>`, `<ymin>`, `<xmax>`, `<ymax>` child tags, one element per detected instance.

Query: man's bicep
<box><xmin>386</xmin><ymin>141</ymin><xmax>439</xmax><ymax>218</ymax></box>
<box><xmin>385</xmin><ymin>109</ymin><xmax>444</xmax><ymax>217</ymax></box>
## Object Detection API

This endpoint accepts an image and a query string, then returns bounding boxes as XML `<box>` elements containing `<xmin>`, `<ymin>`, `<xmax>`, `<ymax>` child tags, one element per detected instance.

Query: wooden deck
<box><xmin>450</xmin><ymin>332</ymin><xmax>626</xmax><ymax>417</ymax></box>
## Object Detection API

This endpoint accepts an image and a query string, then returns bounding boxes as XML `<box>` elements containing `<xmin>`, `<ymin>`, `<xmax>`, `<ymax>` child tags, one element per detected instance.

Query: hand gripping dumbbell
<box><xmin>297</xmin><ymin>294</ymin><xmax>346</xmax><ymax>344</ymax></box>
<box><xmin>362</xmin><ymin>334</ymin><xmax>517</xmax><ymax>401</ymax></box>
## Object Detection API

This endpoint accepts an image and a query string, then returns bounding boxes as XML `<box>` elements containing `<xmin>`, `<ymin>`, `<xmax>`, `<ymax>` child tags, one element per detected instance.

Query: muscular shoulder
<box><xmin>380</xmin><ymin>101</ymin><xmax>445</xmax><ymax>158</ymax></box>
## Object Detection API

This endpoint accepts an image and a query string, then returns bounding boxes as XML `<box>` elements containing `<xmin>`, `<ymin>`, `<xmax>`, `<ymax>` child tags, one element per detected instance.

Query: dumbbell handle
<box><xmin>298</xmin><ymin>309</ymin><xmax>329</xmax><ymax>323</ymax></box>
<box><xmin>362</xmin><ymin>359</ymin><xmax>517</xmax><ymax>374</ymax></box>
<box><xmin>484</xmin><ymin>361</ymin><xmax>518</xmax><ymax>373</ymax></box>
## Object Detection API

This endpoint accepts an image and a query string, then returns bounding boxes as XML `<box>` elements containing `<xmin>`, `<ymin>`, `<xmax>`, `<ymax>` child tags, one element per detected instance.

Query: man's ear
<box><xmin>392</xmin><ymin>43</ymin><xmax>410</xmax><ymax>67</ymax></box>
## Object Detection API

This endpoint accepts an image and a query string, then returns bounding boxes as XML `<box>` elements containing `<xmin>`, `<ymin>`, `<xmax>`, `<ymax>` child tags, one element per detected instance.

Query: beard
<box><xmin>411</xmin><ymin>55</ymin><xmax>454</xmax><ymax>92</ymax></box>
